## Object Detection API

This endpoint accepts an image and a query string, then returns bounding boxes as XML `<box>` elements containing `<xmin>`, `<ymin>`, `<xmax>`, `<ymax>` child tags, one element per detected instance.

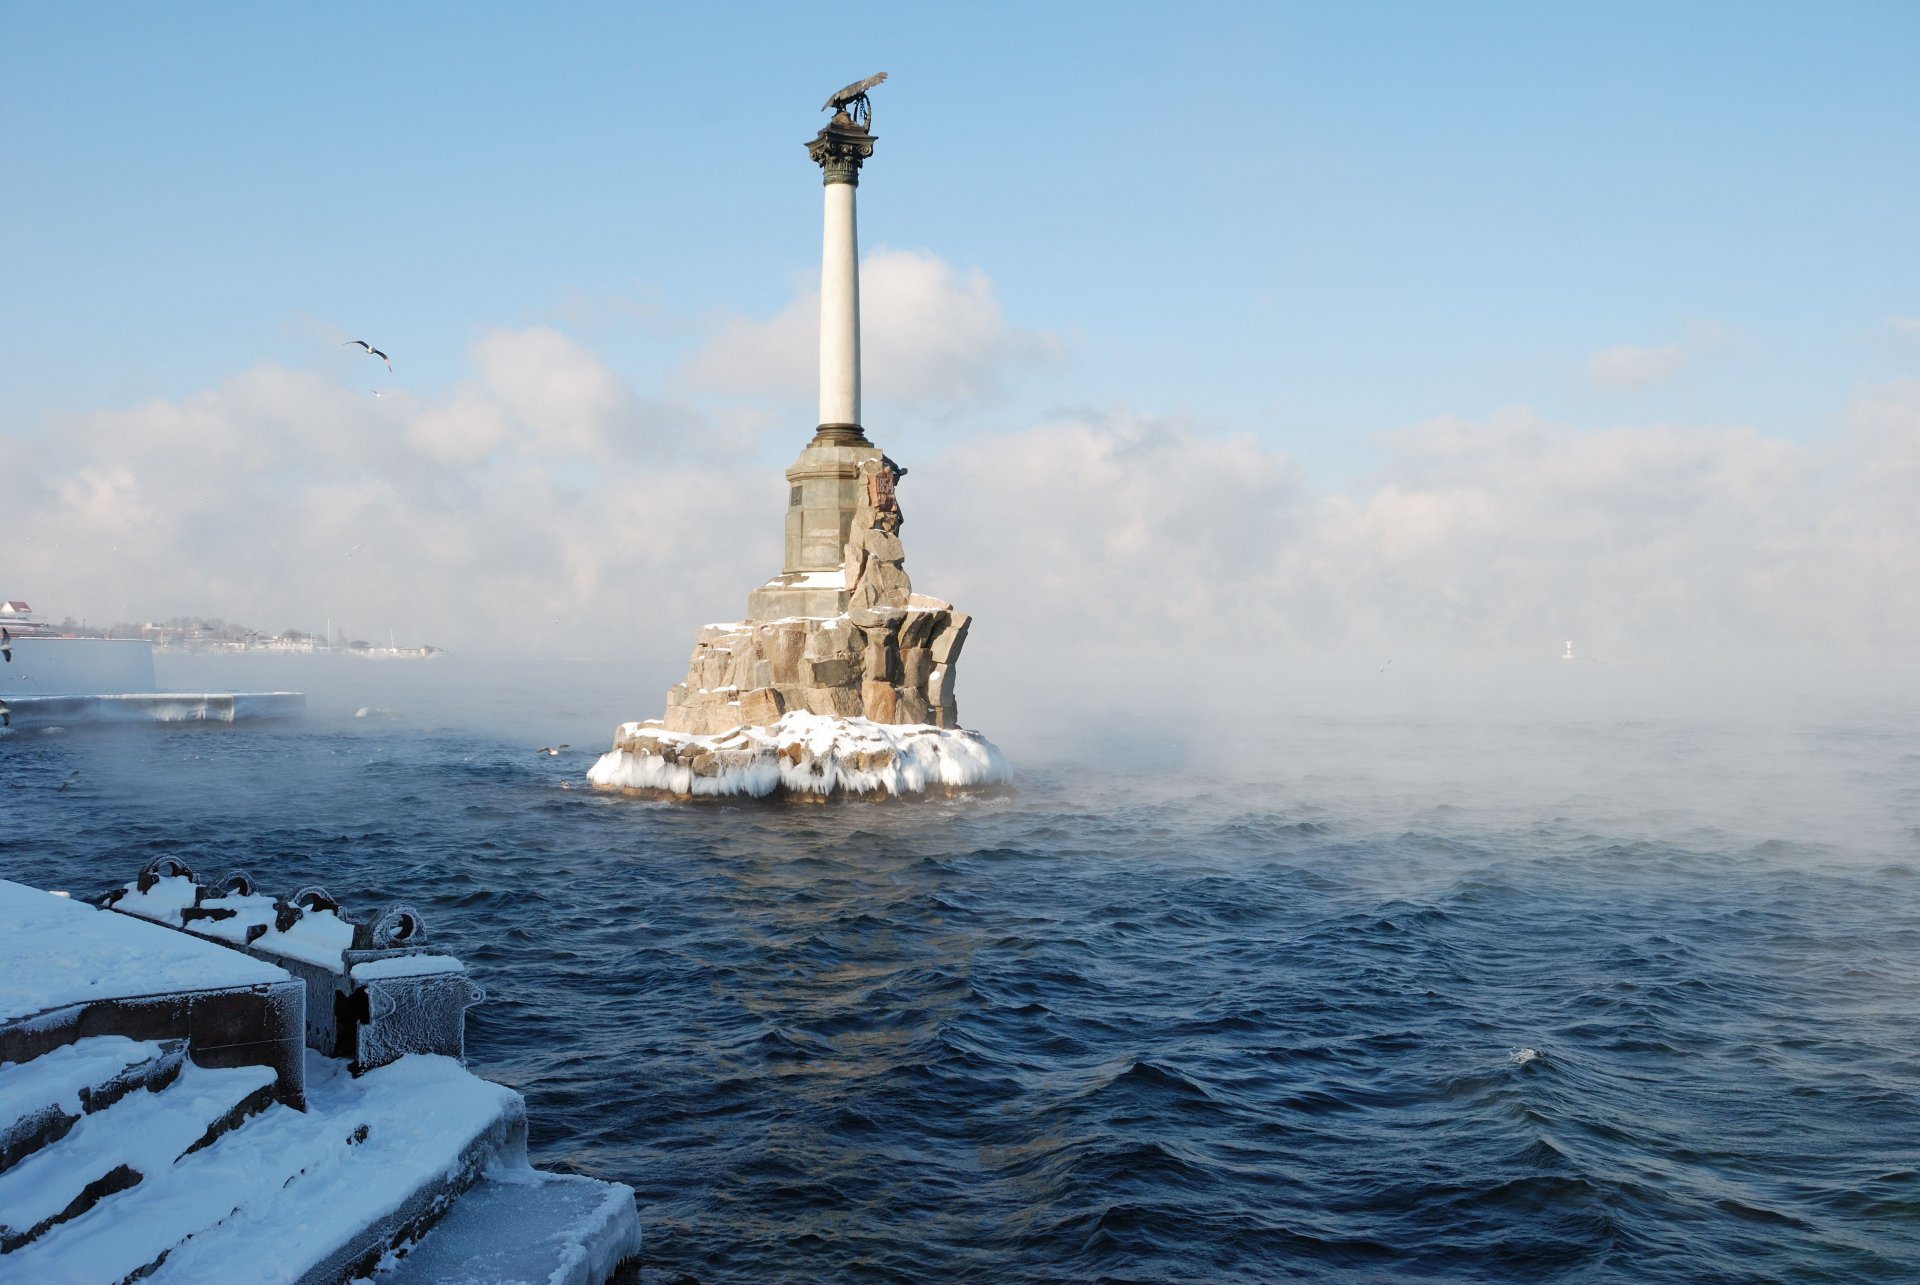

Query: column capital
<box><xmin>807</xmin><ymin>116</ymin><xmax>877</xmax><ymax>186</ymax></box>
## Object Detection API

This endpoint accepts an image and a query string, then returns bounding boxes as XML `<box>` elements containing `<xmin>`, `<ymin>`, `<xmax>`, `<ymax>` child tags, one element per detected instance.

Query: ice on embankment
<box><xmin>588</xmin><ymin>711</ymin><xmax>1009</xmax><ymax>799</ymax></box>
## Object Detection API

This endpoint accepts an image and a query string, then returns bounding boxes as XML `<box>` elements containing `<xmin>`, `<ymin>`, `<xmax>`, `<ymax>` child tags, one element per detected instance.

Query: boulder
<box><xmin>861</xmin><ymin>680</ymin><xmax>897</xmax><ymax>723</ymax></box>
<box><xmin>867</xmin><ymin>561</ymin><xmax>912</xmax><ymax>597</ymax></box>
<box><xmin>808</xmin><ymin>686</ymin><xmax>863</xmax><ymax>718</ymax></box>
<box><xmin>737</xmin><ymin>687</ymin><xmax>784</xmax><ymax>726</ymax></box>
<box><xmin>894</xmin><ymin>687</ymin><xmax>930</xmax><ymax>725</ymax></box>
<box><xmin>931</xmin><ymin>612</ymin><xmax>971</xmax><ymax>665</ymax></box>
<box><xmin>862</xmin><ymin>530</ymin><xmax>906</xmax><ymax>563</ymax></box>
<box><xmin>803</xmin><ymin>656</ymin><xmax>856</xmax><ymax>688</ymax></box>
<box><xmin>805</xmin><ymin>620</ymin><xmax>857</xmax><ymax>661</ymax></box>
<box><xmin>847</xmin><ymin>605</ymin><xmax>906</xmax><ymax>629</ymax></box>
<box><xmin>863</xmin><ymin>638</ymin><xmax>899</xmax><ymax>684</ymax></box>
<box><xmin>758</xmin><ymin>623</ymin><xmax>808</xmax><ymax>683</ymax></box>
<box><xmin>928</xmin><ymin>663</ymin><xmax>957</xmax><ymax>706</ymax></box>
<box><xmin>898</xmin><ymin>609</ymin><xmax>942</xmax><ymax>649</ymax></box>
<box><xmin>900</xmin><ymin>646</ymin><xmax>932</xmax><ymax>690</ymax></box>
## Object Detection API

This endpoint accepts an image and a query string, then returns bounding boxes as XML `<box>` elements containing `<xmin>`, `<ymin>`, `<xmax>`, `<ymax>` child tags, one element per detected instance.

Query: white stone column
<box><xmin>819</xmin><ymin>179</ymin><xmax>861</xmax><ymax>431</ymax></box>
<box><xmin>805</xmin><ymin>118</ymin><xmax>874</xmax><ymax>446</ymax></box>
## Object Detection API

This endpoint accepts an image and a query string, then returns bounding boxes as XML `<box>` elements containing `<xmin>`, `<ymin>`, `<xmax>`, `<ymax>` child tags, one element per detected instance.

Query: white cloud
<box><xmin>1</xmin><ymin>337</ymin><xmax>773</xmax><ymax>660</ymax></box>
<box><xmin>1889</xmin><ymin>315</ymin><xmax>1920</xmax><ymax>337</ymax></box>
<box><xmin>907</xmin><ymin>392</ymin><xmax>1916</xmax><ymax>666</ymax></box>
<box><xmin>7</xmin><ymin>298</ymin><xmax>1915</xmax><ymax>700</ymax></box>
<box><xmin>676</xmin><ymin>247</ymin><xmax>1059</xmax><ymax>412</ymax></box>
<box><xmin>1586</xmin><ymin>341</ymin><xmax>1687</xmax><ymax>391</ymax></box>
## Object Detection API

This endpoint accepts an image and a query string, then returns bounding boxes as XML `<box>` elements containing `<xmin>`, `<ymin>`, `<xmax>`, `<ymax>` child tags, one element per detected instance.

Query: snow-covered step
<box><xmin>0</xmin><ymin>1059</ymin><xmax>275</xmax><ymax>1253</ymax></box>
<box><xmin>0</xmin><ymin>879</ymin><xmax>306</xmax><ymax>1110</ymax></box>
<box><xmin>0</xmin><ymin>1036</ymin><xmax>183</xmax><ymax>1173</ymax></box>
<box><xmin>5</xmin><ymin>1052</ymin><xmax>524</xmax><ymax>1284</ymax></box>
<box><xmin>367</xmin><ymin>1169</ymin><xmax>642</xmax><ymax>1285</ymax></box>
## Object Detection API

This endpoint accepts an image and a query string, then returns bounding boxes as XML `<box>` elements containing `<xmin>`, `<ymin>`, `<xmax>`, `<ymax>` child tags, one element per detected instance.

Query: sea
<box><xmin>2</xmin><ymin>653</ymin><xmax>1917</xmax><ymax>1283</ymax></box>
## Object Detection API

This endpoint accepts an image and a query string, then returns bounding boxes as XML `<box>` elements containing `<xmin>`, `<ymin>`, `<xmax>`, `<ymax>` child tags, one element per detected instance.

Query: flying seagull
<box><xmin>0</xmin><ymin>698</ymin><xmax>9</xmax><ymax>727</ymax></box>
<box><xmin>1</xmin><ymin>627</ymin><xmax>11</xmax><ymax>663</ymax></box>
<box><xmin>537</xmin><ymin>744</ymin><xmax>571</xmax><ymax>756</ymax></box>
<box><xmin>342</xmin><ymin>339</ymin><xmax>392</xmax><ymax>372</ymax></box>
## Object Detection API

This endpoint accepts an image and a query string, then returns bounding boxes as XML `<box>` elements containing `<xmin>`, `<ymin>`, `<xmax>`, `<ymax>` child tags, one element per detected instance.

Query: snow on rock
<box><xmin>0</xmin><ymin>879</ymin><xmax>287</xmax><ymax>1025</ymax></box>
<box><xmin>588</xmin><ymin>710</ymin><xmax>1009</xmax><ymax>799</ymax></box>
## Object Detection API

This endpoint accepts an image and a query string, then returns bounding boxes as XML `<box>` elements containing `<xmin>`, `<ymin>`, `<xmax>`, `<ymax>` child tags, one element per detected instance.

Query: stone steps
<box><xmin>5</xmin><ymin>1053</ymin><xmax>521</xmax><ymax>1284</ymax></box>
<box><xmin>1</xmin><ymin>876</ymin><xmax>640</xmax><ymax>1283</ymax></box>
<box><xmin>0</xmin><ymin>1058</ymin><xmax>276</xmax><ymax>1253</ymax></box>
<box><xmin>0</xmin><ymin>1035</ymin><xmax>184</xmax><ymax>1173</ymax></box>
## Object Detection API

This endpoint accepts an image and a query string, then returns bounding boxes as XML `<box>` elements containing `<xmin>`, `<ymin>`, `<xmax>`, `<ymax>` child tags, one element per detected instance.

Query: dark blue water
<box><xmin>3</xmin><ymin>707</ymin><xmax>1918</xmax><ymax>1282</ymax></box>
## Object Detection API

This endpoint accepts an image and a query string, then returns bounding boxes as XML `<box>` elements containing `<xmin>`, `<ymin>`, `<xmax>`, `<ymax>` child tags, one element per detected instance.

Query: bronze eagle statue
<box><xmin>822</xmin><ymin>71</ymin><xmax>887</xmax><ymax>127</ymax></box>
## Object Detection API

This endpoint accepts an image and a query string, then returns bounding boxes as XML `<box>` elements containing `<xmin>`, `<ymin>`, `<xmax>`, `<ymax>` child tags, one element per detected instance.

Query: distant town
<box><xmin>0</xmin><ymin>602</ymin><xmax>443</xmax><ymax>658</ymax></box>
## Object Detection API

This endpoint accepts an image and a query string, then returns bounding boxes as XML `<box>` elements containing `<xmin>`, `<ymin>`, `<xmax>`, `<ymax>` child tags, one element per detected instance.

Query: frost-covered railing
<box><xmin>103</xmin><ymin>858</ymin><xmax>484</xmax><ymax>1074</ymax></box>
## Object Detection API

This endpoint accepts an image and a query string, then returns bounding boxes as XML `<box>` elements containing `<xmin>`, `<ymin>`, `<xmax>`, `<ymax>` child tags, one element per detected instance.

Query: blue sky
<box><xmin>6</xmin><ymin>3</ymin><xmax>1916</xmax><ymax>479</ymax></box>
<box><xmin>3</xmin><ymin>4</ymin><xmax>1917</xmax><ymax>667</ymax></box>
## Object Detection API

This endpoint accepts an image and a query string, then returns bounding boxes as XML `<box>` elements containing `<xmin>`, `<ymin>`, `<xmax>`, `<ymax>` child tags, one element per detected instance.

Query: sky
<box><xmin>3</xmin><ymin>3</ymin><xmax>1918</xmax><ymax>688</ymax></box>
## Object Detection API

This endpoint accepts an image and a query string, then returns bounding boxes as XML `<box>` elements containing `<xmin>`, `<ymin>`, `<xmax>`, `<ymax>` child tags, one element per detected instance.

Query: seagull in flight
<box><xmin>1</xmin><ymin>627</ymin><xmax>11</xmax><ymax>663</ymax></box>
<box><xmin>0</xmin><ymin>698</ymin><xmax>9</xmax><ymax>727</ymax></box>
<box><xmin>536</xmin><ymin>744</ymin><xmax>571</xmax><ymax>756</ymax></box>
<box><xmin>342</xmin><ymin>339</ymin><xmax>392</xmax><ymax>372</ymax></box>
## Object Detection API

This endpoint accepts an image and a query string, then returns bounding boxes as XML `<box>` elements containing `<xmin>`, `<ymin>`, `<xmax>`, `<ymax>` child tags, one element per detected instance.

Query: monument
<box><xmin>588</xmin><ymin>75</ymin><xmax>1006</xmax><ymax>798</ymax></box>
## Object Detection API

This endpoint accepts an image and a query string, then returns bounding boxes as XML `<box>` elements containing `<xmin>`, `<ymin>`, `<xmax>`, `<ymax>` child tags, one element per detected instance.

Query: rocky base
<box><xmin>664</xmin><ymin>599</ymin><xmax>969</xmax><ymax>737</ymax></box>
<box><xmin>587</xmin><ymin>711</ymin><xmax>1008</xmax><ymax>800</ymax></box>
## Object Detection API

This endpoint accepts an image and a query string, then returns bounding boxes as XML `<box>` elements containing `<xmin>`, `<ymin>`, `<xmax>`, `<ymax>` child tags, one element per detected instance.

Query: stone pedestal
<box><xmin>746</xmin><ymin>438</ymin><xmax>884</xmax><ymax>620</ymax></box>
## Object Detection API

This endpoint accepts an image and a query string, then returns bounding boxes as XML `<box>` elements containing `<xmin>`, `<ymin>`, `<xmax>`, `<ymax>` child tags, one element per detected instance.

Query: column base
<box><xmin>811</xmin><ymin>423</ymin><xmax>872</xmax><ymax>447</ymax></box>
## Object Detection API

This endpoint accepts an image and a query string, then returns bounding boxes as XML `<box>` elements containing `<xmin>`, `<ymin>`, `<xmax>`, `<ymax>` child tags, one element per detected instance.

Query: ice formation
<box><xmin>588</xmin><ymin>710</ymin><xmax>1009</xmax><ymax>800</ymax></box>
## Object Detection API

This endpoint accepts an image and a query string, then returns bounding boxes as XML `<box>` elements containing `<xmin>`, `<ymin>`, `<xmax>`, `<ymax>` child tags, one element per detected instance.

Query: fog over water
<box><xmin>5</xmin><ymin>653</ymin><xmax>1918</xmax><ymax>1279</ymax></box>
<box><xmin>154</xmin><ymin>648</ymin><xmax>1920</xmax><ymax>858</ymax></box>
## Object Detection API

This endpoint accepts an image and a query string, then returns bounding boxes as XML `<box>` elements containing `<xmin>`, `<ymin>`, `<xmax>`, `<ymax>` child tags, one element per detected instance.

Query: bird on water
<box><xmin>342</xmin><ymin>339</ymin><xmax>392</xmax><ymax>371</ymax></box>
